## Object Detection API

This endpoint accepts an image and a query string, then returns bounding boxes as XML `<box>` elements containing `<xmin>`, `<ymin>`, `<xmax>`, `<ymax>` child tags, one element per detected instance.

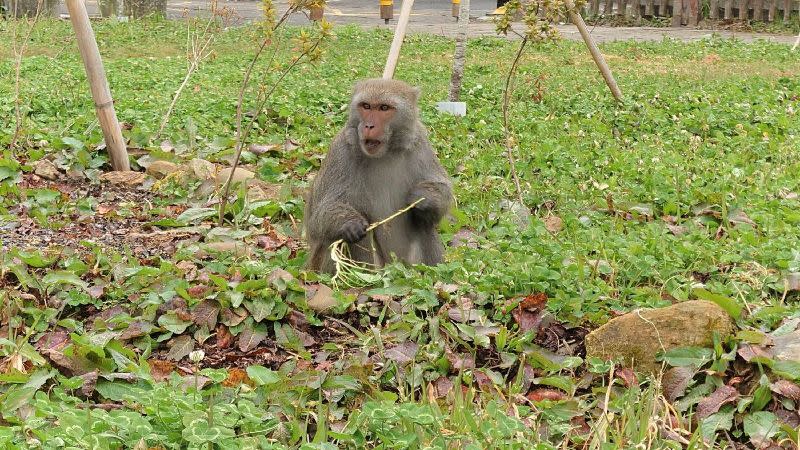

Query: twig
<box><xmin>10</xmin><ymin>0</ymin><xmax>45</xmax><ymax>148</ymax></box>
<box><xmin>501</xmin><ymin>36</ymin><xmax>528</xmax><ymax>207</ymax></box>
<box><xmin>329</xmin><ymin>198</ymin><xmax>424</xmax><ymax>288</ymax></box>
<box><xmin>155</xmin><ymin>17</ymin><xmax>216</xmax><ymax>139</ymax></box>
<box><xmin>217</xmin><ymin>4</ymin><xmax>323</xmax><ymax>225</ymax></box>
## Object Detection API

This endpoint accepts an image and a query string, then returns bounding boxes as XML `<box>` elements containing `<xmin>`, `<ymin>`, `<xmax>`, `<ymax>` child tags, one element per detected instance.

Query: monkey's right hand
<box><xmin>339</xmin><ymin>217</ymin><xmax>369</xmax><ymax>243</ymax></box>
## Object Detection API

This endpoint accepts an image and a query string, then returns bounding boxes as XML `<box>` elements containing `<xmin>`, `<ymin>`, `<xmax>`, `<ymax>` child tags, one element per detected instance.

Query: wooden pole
<box><xmin>383</xmin><ymin>0</ymin><xmax>415</xmax><ymax>79</ymax></box>
<box><xmin>564</xmin><ymin>0</ymin><xmax>623</xmax><ymax>101</ymax></box>
<box><xmin>66</xmin><ymin>0</ymin><xmax>129</xmax><ymax>171</ymax></box>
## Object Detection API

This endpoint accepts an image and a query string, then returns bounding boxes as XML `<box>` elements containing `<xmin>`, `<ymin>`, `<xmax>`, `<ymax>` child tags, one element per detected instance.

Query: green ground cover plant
<box><xmin>1</xmin><ymin>16</ymin><xmax>799</xmax><ymax>449</ymax></box>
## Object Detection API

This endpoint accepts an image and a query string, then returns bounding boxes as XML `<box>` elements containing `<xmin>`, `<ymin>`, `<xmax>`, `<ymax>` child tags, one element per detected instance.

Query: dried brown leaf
<box><xmin>519</xmin><ymin>293</ymin><xmax>548</xmax><ymax>311</ymax></box>
<box><xmin>191</xmin><ymin>300</ymin><xmax>220</xmax><ymax>330</ymax></box>
<box><xmin>221</xmin><ymin>307</ymin><xmax>248</xmax><ymax>327</ymax></box>
<box><xmin>543</xmin><ymin>215</ymin><xmax>563</xmax><ymax>233</ymax></box>
<box><xmin>80</xmin><ymin>370</ymin><xmax>99</xmax><ymax>397</ymax></box>
<box><xmin>148</xmin><ymin>359</ymin><xmax>176</xmax><ymax>382</ymax></box>
<box><xmin>512</xmin><ymin>307</ymin><xmax>543</xmax><ymax>333</ymax></box>
<box><xmin>526</xmin><ymin>388</ymin><xmax>567</xmax><ymax>402</ymax></box>
<box><xmin>696</xmin><ymin>385</ymin><xmax>738</xmax><ymax>420</ymax></box>
<box><xmin>433</xmin><ymin>376</ymin><xmax>454</xmax><ymax>398</ymax></box>
<box><xmin>615</xmin><ymin>367</ymin><xmax>638</xmax><ymax>388</ymax></box>
<box><xmin>770</xmin><ymin>379</ymin><xmax>800</xmax><ymax>401</ymax></box>
<box><xmin>385</xmin><ymin>342</ymin><xmax>418</xmax><ymax>365</ymax></box>
<box><xmin>662</xmin><ymin>366</ymin><xmax>695</xmax><ymax>402</ymax></box>
<box><xmin>238</xmin><ymin>323</ymin><xmax>267</xmax><ymax>352</ymax></box>
<box><xmin>215</xmin><ymin>325</ymin><xmax>234</xmax><ymax>349</ymax></box>
<box><xmin>738</xmin><ymin>343</ymin><xmax>773</xmax><ymax>362</ymax></box>
<box><xmin>167</xmin><ymin>335</ymin><xmax>195</xmax><ymax>361</ymax></box>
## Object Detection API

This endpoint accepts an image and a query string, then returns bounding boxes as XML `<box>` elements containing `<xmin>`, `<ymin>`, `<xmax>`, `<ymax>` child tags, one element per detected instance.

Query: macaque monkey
<box><xmin>305</xmin><ymin>78</ymin><xmax>453</xmax><ymax>273</ymax></box>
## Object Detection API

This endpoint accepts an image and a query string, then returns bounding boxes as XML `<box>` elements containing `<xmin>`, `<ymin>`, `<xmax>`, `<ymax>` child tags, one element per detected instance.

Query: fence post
<box><xmin>671</xmin><ymin>0</ymin><xmax>683</xmax><ymax>25</ymax></box>
<box><xmin>738</xmin><ymin>0</ymin><xmax>749</xmax><ymax>20</ymax></box>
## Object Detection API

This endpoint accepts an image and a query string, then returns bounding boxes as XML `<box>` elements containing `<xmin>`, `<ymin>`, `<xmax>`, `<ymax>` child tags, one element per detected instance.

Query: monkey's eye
<box><xmin>361</xmin><ymin>103</ymin><xmax>371</xmax><ymax>110</ymax></box>
<box><xmin>379</xmin><ymin>104</ymin><xmax>391</xmax><ymax>111</ymax></box>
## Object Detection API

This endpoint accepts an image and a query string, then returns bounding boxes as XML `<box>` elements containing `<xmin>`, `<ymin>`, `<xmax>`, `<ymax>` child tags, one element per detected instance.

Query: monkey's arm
<box><xmin>405</xmin><ymin>142</ymin><xmax>453</xmax><ymax>227</ymax></box>
<box><xmin>407</xmin><ymin>181</ymin><xmax>452</xmax><ymax>226</ymax></box>
<box><xmin>307</xmin><ymin>197</ymin><xmax>369</xmax><ymax>244</ymax></box>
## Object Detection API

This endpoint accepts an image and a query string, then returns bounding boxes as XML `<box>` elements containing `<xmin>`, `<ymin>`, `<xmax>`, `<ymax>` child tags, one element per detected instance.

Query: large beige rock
<box><xmin>145</xmin><ymin>160</ymin><xmax>180</xmax><ymax>179</ymax></box>
<box><xmin>585</xmin><ymin>300</ymin><xmax>735</xmax><ymax>374</ymax></box>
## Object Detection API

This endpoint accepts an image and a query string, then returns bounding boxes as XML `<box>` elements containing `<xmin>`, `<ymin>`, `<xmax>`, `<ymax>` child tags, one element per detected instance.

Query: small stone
<box><xmin>216</xmin><ymin>167</ymin><xmax>255</xmax><ymax>187</ymax></box>
<box><xmin>200</xmin><ymin>241</ymin><xmax>251</xmax><ymax>257</ymax></box>
<box><xmin>187</xmin><ymin>158</ymin><xmax>217</xmax><ymax>181</ymax></box>
<box><xmin>585</xmin><ymin>300</ymin><xmax>735</xmax><ymax>374</ymax></box>
<box><xmin>145</xmin><ymin>160</ymin><xmax>180</xmax><ymax>179</ymax></box>
<box><xmin>32</xmin><ymin>160</ymin><xmax>60</xmax><ymax>180</ymax></box>
<box><xmin>499</xmin><ymin>199</ymin><xmax>530</xmax><ymax>230</ymax></box>
<box><xmin>772</xmin><ymin>329</ymin><xmax>800</xmax><ymax>363</ymax></box>
<box><xmin>99</xmin><ymin>171</ymin><xmax>148</xmax><ymax>186</ymax></box>
<box><xmin>307</xmin><ymin>284</ymin><xmax>337</xmax><ymax>312</ymax></box>
<box><xmin>268</xmin><ymin>268</ymin><xmax>294</xmax><ymax>285</ymax></box>
<box><xmin>785</xmin><ymin>272</ymin><xmax>800</xmax><ymax>292</ymax></box>
<box><xmin>247</xmin><ymin>181</ymin><xmax>282</xmax><ymax>202</ymax></box>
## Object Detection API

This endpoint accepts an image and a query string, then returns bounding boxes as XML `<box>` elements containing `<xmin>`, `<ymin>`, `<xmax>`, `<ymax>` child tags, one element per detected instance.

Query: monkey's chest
<box><xmin>356</xmin><ymin>162</ymin><xmax>420</xmax><ymax>260</ymax></box>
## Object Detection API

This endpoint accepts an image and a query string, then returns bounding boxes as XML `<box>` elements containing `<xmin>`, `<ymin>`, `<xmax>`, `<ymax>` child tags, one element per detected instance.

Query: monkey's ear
<box><xmin>409</xmin><ymin>86</ymin><xmax>421</xmax><ymax>105</ymax></box>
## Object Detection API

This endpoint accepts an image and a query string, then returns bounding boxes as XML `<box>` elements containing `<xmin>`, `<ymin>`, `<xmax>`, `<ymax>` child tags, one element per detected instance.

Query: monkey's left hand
<box><xmin>406</xmin><ymin>186</ymin><xmax>440</xmax><ymax>228</ymax></box>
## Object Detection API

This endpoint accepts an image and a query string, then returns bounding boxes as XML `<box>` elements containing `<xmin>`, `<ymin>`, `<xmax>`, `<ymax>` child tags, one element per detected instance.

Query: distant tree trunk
<box><xmin>99</xmin><ymin>0</ymin><xmax>119</xmax><ymax>17</ymax></box>
<box><xmin>123</xmin><ymin>0</ymin><xmax>166</xmax><ymax>18</ymax></box>
<box><xmin>4</xmin><ymin>0</ymin><xmax>58</xmax><ymax>18</ymax></box>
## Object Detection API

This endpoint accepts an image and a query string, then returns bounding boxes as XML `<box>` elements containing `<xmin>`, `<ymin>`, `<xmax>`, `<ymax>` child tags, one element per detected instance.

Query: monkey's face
<box><xmin>355</xmin><ymin>101</ymin><xmax>396</xmax><ymax>158</ymax></box>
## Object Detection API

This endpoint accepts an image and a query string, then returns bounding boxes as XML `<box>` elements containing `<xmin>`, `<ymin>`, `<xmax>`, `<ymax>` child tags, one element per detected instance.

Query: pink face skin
<box><xmin>357</xmin><ymin>101</ymin><xmax>396</xmax><ymax>158</ymax></box>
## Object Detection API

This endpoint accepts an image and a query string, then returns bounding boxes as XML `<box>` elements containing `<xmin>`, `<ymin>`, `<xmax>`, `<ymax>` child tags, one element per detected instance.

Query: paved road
<box><xmin>60</xmin><ymin>0</ymin><xmax>798</xmax><ymax>44</ymax></box>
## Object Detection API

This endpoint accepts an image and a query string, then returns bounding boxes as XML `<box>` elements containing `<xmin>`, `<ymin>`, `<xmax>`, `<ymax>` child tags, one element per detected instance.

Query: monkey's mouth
<box><xmin>363</xmin><ymin>139</ymin><xmax>382</xmax><ymax>154</ymax></box>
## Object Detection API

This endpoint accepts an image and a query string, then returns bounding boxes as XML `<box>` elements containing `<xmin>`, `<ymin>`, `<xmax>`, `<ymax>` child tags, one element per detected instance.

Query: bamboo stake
<box><xmin>383</xmin><ymin>0</ymin><xmax>415</xmax><ymax>79</ymax></box>
<box><xmin>66</xmin><ymin>0</ymin><xmax>129</xmax><ymax>171</ymax></box>
<box><xmin>564</xmin><ymin>0</ymin><xmax>623</xmax><ymax>101</ymax></box>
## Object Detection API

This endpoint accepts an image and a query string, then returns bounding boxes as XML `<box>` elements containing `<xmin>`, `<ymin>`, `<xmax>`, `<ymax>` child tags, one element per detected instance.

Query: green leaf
<box><xmin>176</xmin><ymin>207</ymin><xmax>218</xmax><ymax>225</ymax></box>
<box><xmin>743</xmin><ymin>411</ymin><xmax>780</xmax><ymax>441</ymax></box>
<box><xmin>658</xmin><ymin>347</ymin><xmax>714</xmax><ymax>368</ymax></box>
<box><xmin>772</xmin><ymin>360</ymin><xmax>800</xmax><ymax>380</ymax></box>
<box><xmin>182</xmin><ymin>418</ymin><xmax>235</xmax><ymax>444</ymax></box>
<box><xmin>700</xmin><ymin>408</ymin><xmax>734</xmax><ymax>442</ymax></box>
<box><xmin>149</xmin><ymin>218</ymin><xmax>186</xmax><ymax>228</ymax></box>
<box><xmin>61</xmin><ymin>136</ymin><xmax>86</xmax><ymax>150</ymax></box>
<box><xmin>692</xmin><ymin>288</ymin><xmax>742</xmax><ymax>319</ymax></box>
<box><xmin>15</xmin><ymin>250</ymin><xmax>58</xmax><ymax>268</ymax></box>
<box><xmin>158</xmin><ymin>311</ymin><xmax>192</xmax><ymax>334</ymax></box>
<box><xmin>42</xmin><ymin>271</ymin><xmax>88</xmax><ymax>290</ymax></box>
<box><xmin>0</xmin><ymin>387</ymin><xmax>37</xmax><ymax>416</ymax></box>
<box><xmin>246</xmin><ymin>366</ymin><xmax>281</xmax><ymax>386</ymax></box>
